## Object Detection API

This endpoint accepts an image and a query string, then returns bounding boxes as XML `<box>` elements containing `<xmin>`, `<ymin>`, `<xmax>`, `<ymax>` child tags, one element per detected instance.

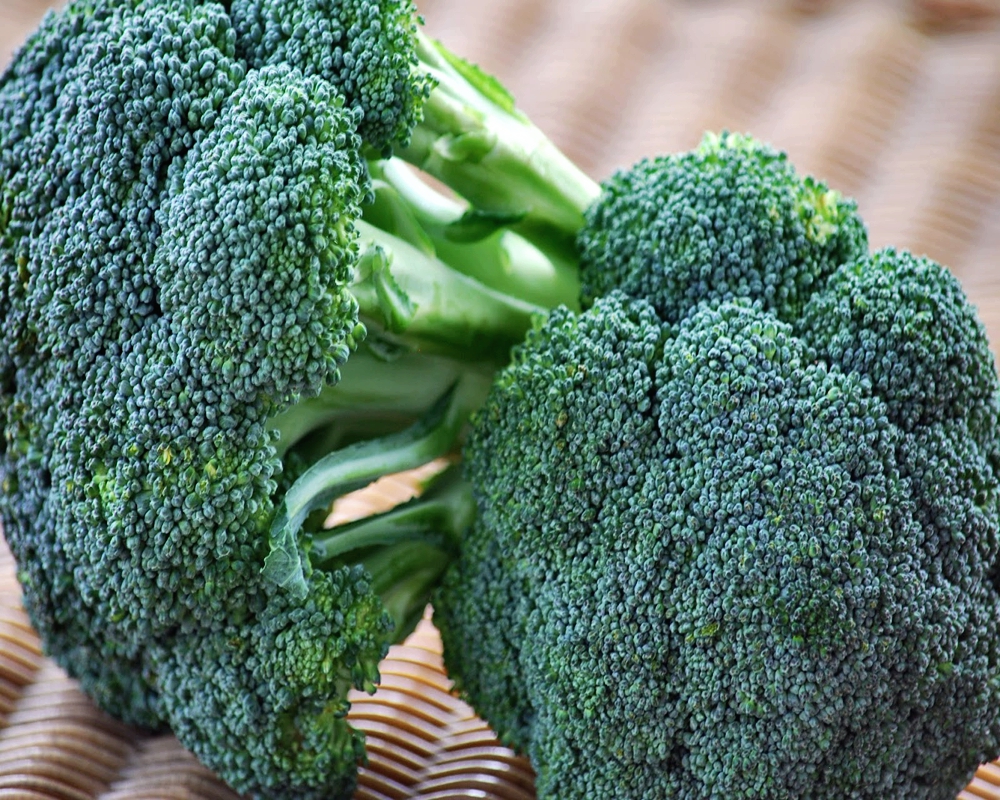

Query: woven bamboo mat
<box><xmin>4</xmin><ymin>0</ymin><xmax>1000</xmax><ymax>797</ymax></box>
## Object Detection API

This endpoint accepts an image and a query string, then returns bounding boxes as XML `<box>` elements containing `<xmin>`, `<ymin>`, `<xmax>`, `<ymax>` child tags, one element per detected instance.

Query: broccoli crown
<box><xmin>0</xmin><ymin>0</ymin><xmax>409</xmax><ymax>793</ymax></box>
<box><xmin>577</xmin><ymin>132</ymin><xmax>868</xmax><ymax>324</ymax></box>
<box><xmin>0</xmin><ymin>0</ymin><xmax>364</xmax><ymax>657</ymax></box>
<box><xmin>159</xmin><ymin>567</ymin><xmax>392</xmax><ymax>800</ymax></box>
<box><xmin>1</xmin><ymin>0</ymin><xmax>247</xmax><ymax>715</ymax></box>
<box><xmin>438</xmin><ymin>248</ymin><xmax>1000</xmax><ymax>798</ymax></box>
<box><xmin>231</xmin><ymin>0</ymin><xmax>433</xmax><ymax>153</ymax></box>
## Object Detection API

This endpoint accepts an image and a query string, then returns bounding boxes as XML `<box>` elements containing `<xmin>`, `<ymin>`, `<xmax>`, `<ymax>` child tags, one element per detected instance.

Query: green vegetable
<box><xmin>435</xmin><ymin>149</ymin><xmax>1000</xmax><ymax>797</ymax></box>
<box><xmin>3</xmin><ymin>0</ymin><xmax>997</xmax><ymax>794</ymax></box>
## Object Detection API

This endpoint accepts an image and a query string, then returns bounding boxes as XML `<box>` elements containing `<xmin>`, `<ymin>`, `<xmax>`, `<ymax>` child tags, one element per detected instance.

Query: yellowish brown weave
<box><xmin>3</xmin><ymin>0</ymin><xmax>1000</xmax><ymax>797</ymax></box>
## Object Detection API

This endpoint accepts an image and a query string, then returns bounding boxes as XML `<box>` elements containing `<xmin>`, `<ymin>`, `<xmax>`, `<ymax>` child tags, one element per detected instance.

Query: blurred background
<box><xmin>1</xmin><ymin>0</ymin><xmax>1000</xmax><ymax>798</ymax></box>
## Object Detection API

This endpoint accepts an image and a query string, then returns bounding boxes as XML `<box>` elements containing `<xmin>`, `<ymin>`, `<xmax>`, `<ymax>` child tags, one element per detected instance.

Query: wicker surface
<box><xmin>4</xmin><ymin>0</ymin><xmax>1000</xmax><ymax>797</ymax></box>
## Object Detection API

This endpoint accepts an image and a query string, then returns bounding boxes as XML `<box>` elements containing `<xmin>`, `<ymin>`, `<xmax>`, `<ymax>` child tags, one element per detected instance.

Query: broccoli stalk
<box><xmin>350</xmin><ymin>219</ymin><xmax>548</xmax><ymax>358</ymax></box>
<box><xmin>395</xmin><ymin>31</ymin><xmax>601</xmax><ymax>256</ymax></box>
<box><xmin>265</xmin><ymin>349</ymin><xmax>494</xmax><ymax>458</ymax></box>
<box><xmin>310</xmin><ymin>464</ymin><xmax>475</xmax><ymax>641</ymax></box>
<box><xmin>364</xmin><ymin>158</ymin><xmax>582</xmax><ymax>310</ymax></box>
<box><xmin>263</xmin><ymin>155</ymin><xmax>582</xmax><ymax>460</ymax></box>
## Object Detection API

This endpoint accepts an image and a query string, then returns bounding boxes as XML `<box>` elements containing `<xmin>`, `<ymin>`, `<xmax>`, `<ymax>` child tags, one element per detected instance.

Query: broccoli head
<box><xmin>0</xmin><ymin>0</ymin><xmax>274</xmax><ymax>726</ymax></box>
<box><xmin>437</xmin><ymin>246</ymin><xmax>1000</xmax><ymax>798</ymax></box>
<box><xmin>577</xmin><ymin>131</ymin><xmax>868</xmax><ymax>322</ymax></box>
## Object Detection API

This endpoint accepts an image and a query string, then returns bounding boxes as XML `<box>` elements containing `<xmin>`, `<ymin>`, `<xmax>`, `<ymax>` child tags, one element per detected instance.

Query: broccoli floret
<box><xmin>230</xmin><ymin>0</ymin><xmax>432</xmax><ymax>155</ymax></box>
<box><xmin>0</xmin><ymin>0</ymin><xmax>587</xmax><ymax>796</ymax></box>
<box><xmin>798</xmin><ymin>247</ymin><xmax>999</xmax><ymax>436</ymax></box>
<box><xmin>159</xmin><ymin>567</ymin><xmax>392</xmax><ymax>799</ymax></box>
<box><xmin>577</xmin><ymin>131</ymin><xmax>868</xmax><ymax>322</ymax></box>
<box><xmin>437</xmin><ymin>251</ymin><xmax>1000</xmax><ymax>798</ymax></box>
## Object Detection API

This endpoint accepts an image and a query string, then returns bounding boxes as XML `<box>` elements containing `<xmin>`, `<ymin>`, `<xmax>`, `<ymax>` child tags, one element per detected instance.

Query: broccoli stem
<box><xmin>351</xmin><ymin>219</ymin><xmax>552</xmax><ymax>359</ymax></box>
<box><xmin>267</xmin><ymin>350</ymin><xmax>495</xmax><ymax>458</ymax></box>
<box><xmin>364</xmin><ymin>159</ymin><xmax>582</xmax><ymax>311</ymax></box>
<box><xmin>268</xmin><ymin>170</ymin><xmax>581</xmax><ymax>458</ymax></box>
<box><xmin>270</xmin><ymin>405</ymin><xmax>476</xmax><ymax>645</ymax></box>
<box><xmin>311</xmin><ymin>465</ymin><xmax>474</xmax><ymax>564</ymax></box>
<box><xmin>397</xmin><ymin>31</ymin><xmax>601</xmax><ymax>255</ymax></box>
<box><xmin>264</xmin><ymin>384</ymin><xmax>479</xmax><ymax>600</ymax></box>
<box><xmin>266</xmin><ymin>76</ymin><xmax>595</xmax><ymax>621</ymax></box>
<box><xmin>361</xmin><ymin>539</ymin><xmax>453</xmax><ymax>645</ymax></box>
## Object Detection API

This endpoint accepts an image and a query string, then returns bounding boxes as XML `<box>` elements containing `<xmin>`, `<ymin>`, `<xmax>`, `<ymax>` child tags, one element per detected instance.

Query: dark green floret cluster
<box><xmin>436</xmin><ymin>141</ymin><xmax>1000</xmax><ymax>797</ymax></box>
<box><xmin>158</xmin><ymin>566</ymin><xmax>391</xmax><ymax>799</ymax></box>
<box><xmin>230</xmin><ymin>0</ymin><xmax>433</xmax><ymax>154</ymax></box>
<box><xmin>578</xmin><ymin>131</ymin><xmax>868</xmax><ymax>322</ymax></box>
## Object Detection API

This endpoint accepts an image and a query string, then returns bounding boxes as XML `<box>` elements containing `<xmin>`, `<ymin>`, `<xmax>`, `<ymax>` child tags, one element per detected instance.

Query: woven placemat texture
<box><xmin>4</xmin><ymin>0</ymin><xmax>1000</xmax><ymax>798</ymax></box>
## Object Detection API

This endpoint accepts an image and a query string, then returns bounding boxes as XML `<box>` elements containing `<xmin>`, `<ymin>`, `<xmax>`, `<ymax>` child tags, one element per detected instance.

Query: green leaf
<box><xmin>354</xmin><ymin>244</ymin><xmax>418</xmax><ymax>335</ymax></box>
<box><xmin>371</xmin><ymin>249</ymin><xmax>417</xmax><ymax>334</ymax></box>
<box><xmin>262</xmin><ymin>528</ymin><xmax>309</xmax><ymax>601</ymax></box>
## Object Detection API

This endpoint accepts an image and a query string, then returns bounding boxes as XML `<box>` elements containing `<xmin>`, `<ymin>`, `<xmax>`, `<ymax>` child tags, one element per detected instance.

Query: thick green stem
<box><xmin>398</xmin><ymin>32</ymin><xmax>601</xmax><ymax>252</ymax></box>
<box><xmin>351</xmin><ymin>219</ymin><xmax>550</xmax><ymax>360</ymax></box>
<box><xmin>361</xmin><ymin>539</ymin><xmax>452</xmax><ymax>645</ymax></box>
<box><xmin>364</xmin><ymin>159</ymin><xmax>581</xmax><ymax>311</ymax></box>
<box><xmin>267</xmin><ymin>349</ymin><xmax>495</xmax><ymax>458</ymax></box>
<box><xmin>264</xmin><ymin>384</ymin><xmax>479</xmax><ymax>599</ymax></box>
<box><xmin>263</xmin><ymin>52</ymin><xmax>599</xmax><ymax>615</ymax></box>
<box><xmin>269</xmin><ymin>161</ymin><xmax>583</xmax><ymax>458</ymax></box>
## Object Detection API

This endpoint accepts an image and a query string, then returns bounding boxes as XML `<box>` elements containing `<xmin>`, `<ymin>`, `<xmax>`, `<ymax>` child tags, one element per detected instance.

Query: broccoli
<box><xmin>434</xmin><ymin>140</ymin><xmax>1000</xmax><ymax>797</ymax></box>
<box><xmin>0</xmin><ymin>0</ymin><xmax>594</xmax><ymax>796</ymax></box>
<box><xmin>4</xmin><ymin>1</ymin><xmax>995</xmax><ymax>792</ymax></box>
<box><xmin>577</xmin><ymin>131</ymin><xmax>868</xmax><ymax>321</ymax></box>
<box><xmin>437</xmin><ymin>255</ymin><xmax>1000</xmax><ymax>797</ymax></box>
